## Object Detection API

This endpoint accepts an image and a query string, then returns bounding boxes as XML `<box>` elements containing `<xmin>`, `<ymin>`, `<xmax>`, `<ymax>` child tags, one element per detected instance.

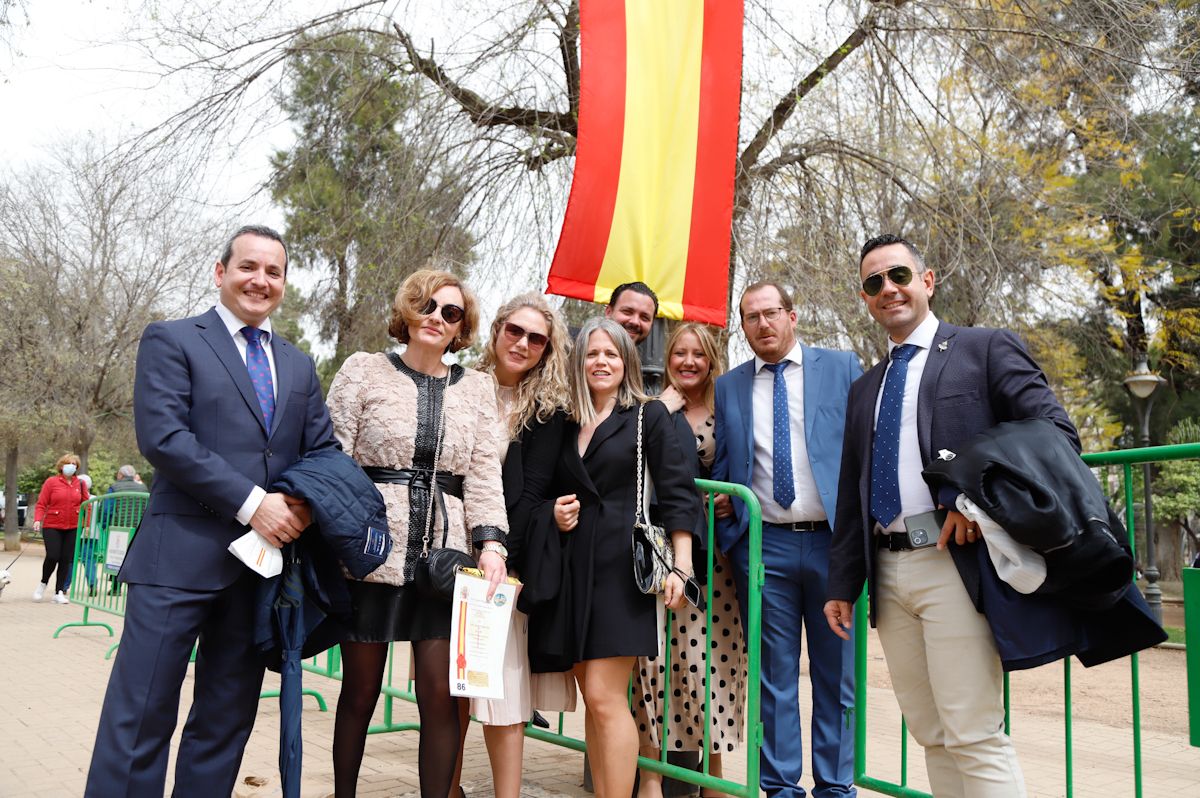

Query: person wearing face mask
<box><xmin>325</xmin><ymin>267</ymin><xmax>508</xmax><ymax>798</ymax></box>
<box><xmin>32</xmin><ymin>453</ymin><xmax>90</xmax><ymax>604</ymax></box>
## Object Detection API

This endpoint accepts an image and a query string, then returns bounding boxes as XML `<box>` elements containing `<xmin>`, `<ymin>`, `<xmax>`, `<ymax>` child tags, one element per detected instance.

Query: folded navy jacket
<box><xmin>922</xmin><ymin>418</ymin><xmax>1165</xmax><ymax>670</ymax></box>
<box><xmin>255</xmin><ymin>447</ymin><xmax>391</xmax><ymax>668</ymax></box>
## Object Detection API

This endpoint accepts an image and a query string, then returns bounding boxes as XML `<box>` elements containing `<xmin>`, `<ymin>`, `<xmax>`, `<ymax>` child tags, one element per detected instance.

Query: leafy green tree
<box><xmin>1156</xmin><ymin>418</ymin><xmax>1200</xmax><ymax>573</ymax></box>
<box><xmin>270</xmin><ymin>32</ymin><xmax>474</xmax><ymax>377</ymax></box>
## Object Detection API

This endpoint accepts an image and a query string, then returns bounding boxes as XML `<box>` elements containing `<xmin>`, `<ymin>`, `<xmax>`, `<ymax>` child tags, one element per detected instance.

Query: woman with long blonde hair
<box><xmin>634</xmin><ymin>322</ymin><xmax>746</xmax><ymax>798</ymax></box>
<box><xmin>469</xmin><ymin>292</ymin><xmax>577</xmax><ymax>798</ymax></box>
<box><xmin>545</xmin><ymin>316</ymin><xmax>700</xmax><ymax>797</ymax></box>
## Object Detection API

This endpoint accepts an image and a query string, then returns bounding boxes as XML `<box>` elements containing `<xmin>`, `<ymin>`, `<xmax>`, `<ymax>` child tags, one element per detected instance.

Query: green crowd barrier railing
<box><xmin>855</xmin><ymin>441</ymin><xmax>1200</xmax><ymax>798</ymax></box>
<box><xmin>57</xmin><ymin>492</ymin><xmax>149</xmax><ymax>657</ymax></box>
<box><xmin>299</xmin><ymin>478</ymin><xmax>766</xmax><ymax>796</ymax></box>
<box><xmin>1184</xmin><ymin>567</ymin><xmax>1199</xmax><ymax>748</ymax></box>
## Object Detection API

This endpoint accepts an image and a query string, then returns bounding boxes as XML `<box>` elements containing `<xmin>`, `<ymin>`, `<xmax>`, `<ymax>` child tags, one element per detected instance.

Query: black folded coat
<box><xmin>922</xmin><ymin>418</ymin><xmax>1165</xmax><ymax>669</ymax></box>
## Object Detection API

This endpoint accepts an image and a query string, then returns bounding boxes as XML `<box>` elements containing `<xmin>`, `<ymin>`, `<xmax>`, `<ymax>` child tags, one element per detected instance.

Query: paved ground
<box><xmin>3</xmin><ymin>543</ymin><xmax>1199</xmax><ymax>797</ymax></box>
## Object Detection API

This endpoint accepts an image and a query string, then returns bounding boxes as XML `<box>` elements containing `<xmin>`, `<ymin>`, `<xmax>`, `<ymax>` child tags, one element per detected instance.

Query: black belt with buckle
<box><xmin>767</xmin><ymin>520</ymin><xmax>830</xmax><ymax>532</ymax></box>
<box><xmin>875</xmin><ymin>533</ymin><xmax>914</xmax><ymax>552</ymax></box>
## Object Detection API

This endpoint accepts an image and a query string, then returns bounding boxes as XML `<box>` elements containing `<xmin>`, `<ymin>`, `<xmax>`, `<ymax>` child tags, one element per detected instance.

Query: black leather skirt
<box><xmin>343</xmin><ymin>580</ymin><xmax>451</xmax><ymax>642</ymax></box>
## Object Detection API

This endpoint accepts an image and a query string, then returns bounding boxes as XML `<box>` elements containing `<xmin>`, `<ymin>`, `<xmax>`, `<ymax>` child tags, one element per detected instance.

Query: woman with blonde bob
<box><xmin>634</xmin><ymin>323</ymin><xmax>747</xmax><ymax>798</ymax></box>
<box><xmin>326</xmin><ymin>267</ymin><xmax>509</xmax><ymax>798</ymax></box>
<box><xmin>469</xmin><ymin>292</ymin><xmax>577</xmax><ymax>798</ymax></box>
<box><xmin>546</xmin><ymin>316</ymin><xmax>699</xmax><ymax>797</ymax></box>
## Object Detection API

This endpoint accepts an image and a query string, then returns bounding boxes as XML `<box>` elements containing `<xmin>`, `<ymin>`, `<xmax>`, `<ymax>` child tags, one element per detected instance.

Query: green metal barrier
<box><xmin>1184</xmin><ymin>567</ymin><xmax>1199</xmax><ymax>748</ymax></box>
<box><xmin>299</xmin><ymin>478</ymin><xmax>766</xmax><ymax>796</ymax></box>
<box><xmin>56</xmin><ymin>492</ymin><xmax>149</xmax><ymax>656</ymax></box>
<box><xmin>855</xmin><ymin>441</ymin><xmax>1200</xmax><ymax>798</ymax></box>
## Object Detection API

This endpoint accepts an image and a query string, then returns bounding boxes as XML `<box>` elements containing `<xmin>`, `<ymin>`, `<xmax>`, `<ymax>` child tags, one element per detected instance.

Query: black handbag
<box><xmin>631</xmin><ymin>404</ymin><xmax>674</xmax><ymax>594</ymax></box>
<box><xmin>412</xmin><ymin>369</ymin><xmax>474</xmax><ymax>600</ymax></box>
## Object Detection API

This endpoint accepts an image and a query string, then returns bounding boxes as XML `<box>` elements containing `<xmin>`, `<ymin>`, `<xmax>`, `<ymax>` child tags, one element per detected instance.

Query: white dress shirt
<box><xmin>750</xmin><ymin>343</ymin><xmax>826</xmax><ymax>524</ymax></box>
<box><xmin>213</xmin><ymin>301</ymin><xmax>278</xmax><ymax>526</ymax></box>
<box><xmin>874</xmin><ymin>312</ymin><xmax>940</xmax><ymax>533</ymax></box>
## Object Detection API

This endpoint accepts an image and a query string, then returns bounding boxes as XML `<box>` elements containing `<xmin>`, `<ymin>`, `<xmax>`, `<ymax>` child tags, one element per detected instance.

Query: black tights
<box><xmin>332</xmin><ymin>639</ymin><xmax>464</xmax><ymax>798</ymax></box>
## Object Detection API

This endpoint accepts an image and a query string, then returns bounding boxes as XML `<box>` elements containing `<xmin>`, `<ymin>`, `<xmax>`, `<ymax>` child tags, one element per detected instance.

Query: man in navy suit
<box><xmin>86</xmin><ymin>225</ymin><xmax>338</xmax><ymax>797</ymax></box>
<box><xmin>824</xmin><ymin>234</ymin><xmax>1079</xmax><ymax>797</ymax></box>
<box><xmin>713</xmin><ymin>282</ymin><xmax>861</xmax><ymax>797</ymax></box>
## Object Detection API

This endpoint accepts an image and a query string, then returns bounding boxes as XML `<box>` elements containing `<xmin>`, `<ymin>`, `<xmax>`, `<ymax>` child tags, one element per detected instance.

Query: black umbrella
<box><xmin>274</xmin><ymin>547</ymin><xmax>326</xmax><ymax>798</ymax></box>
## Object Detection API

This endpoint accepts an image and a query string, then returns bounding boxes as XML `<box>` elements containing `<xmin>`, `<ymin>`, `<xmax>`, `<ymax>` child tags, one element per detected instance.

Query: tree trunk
<box><xmin>4</xmin><ymin>444</ymin><xmax>18</xmax><ymax>551</ymax></box>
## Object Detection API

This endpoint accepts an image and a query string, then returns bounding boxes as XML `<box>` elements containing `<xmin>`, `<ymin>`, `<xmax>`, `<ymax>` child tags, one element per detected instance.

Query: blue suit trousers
<box><xmin>85</xmin><ymin>575</ymin><xmax>265</xmax><ymax>798</ymax></box>
<box><xmin>730</xmin><ymin>526</ymin><xmax>856</xmax><ymax>797</ymax></box>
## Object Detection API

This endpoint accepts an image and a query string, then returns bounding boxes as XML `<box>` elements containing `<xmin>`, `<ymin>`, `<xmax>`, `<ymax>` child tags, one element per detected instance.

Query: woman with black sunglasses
<box><xmin>326</xmin><ymin>267</ymin><xmax>509</xmax><ymax>797</ymax></box>
<box><xmin>462</xmin><ymin>292</ymin><xmax>577</xmax><ymax>798</ymax></box>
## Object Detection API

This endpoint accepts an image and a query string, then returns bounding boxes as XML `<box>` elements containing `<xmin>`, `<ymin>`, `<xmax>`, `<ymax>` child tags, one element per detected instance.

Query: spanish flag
<box><xmin>546</xmin><ymin>0</ymin><xmax>743</xmax><ymax>327</ymax></box>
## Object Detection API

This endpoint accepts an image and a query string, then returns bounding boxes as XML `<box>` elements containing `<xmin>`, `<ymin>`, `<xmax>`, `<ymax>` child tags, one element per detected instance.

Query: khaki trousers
<box><xmin>875</xmin><ymin>546</ymin><xmax>1026</xmax><ymax>798</ymax></box>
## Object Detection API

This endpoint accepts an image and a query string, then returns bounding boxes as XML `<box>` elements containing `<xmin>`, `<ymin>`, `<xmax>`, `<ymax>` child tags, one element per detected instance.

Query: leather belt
<box><xmin>363</xmin><ymin>467</ymin><xmax>465</xmax><ymax>544</ymax></box>
<box><xmin>766</xmin><ymin>520</ymin><xmax>830</xmax><ymax>532</ymax></box>
<box><xmin>875</xmin><ymin>533</ymin><xmax>914</xmax><ymax>552</ymax></box>
<box><xmin>362</xmin><ymin>467</ymin><xmax>464</xmax><ymax>498</ymax></box>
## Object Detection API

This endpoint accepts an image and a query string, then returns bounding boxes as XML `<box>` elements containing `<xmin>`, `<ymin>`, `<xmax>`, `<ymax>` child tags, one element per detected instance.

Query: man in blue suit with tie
<box><xmin>86</xmin><ymin>225</ymin><xmax>338</xmax><ymax>797</ymax></box>
<box><xmin>713</xmin><ymin>281</ymin><xmax>861</xmax><ymax>797</ymax></box>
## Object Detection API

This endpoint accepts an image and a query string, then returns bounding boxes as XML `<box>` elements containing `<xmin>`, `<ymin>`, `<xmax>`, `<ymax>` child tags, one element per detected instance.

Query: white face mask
<box><xmin>62</xmin><ymin>464</ymin><xmax>77</xmax><ymax>477</ymax></box>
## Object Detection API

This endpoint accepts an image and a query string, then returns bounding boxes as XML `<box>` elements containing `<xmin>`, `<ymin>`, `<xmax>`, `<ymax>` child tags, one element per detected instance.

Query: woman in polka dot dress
<box><xmin>634</xmin><ymin>323</ymin><xmax>747</xmax><ymax>797</ymax></box>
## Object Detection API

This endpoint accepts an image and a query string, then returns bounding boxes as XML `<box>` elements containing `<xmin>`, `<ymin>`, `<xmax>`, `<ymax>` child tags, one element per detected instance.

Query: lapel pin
<box><xmin>937</xmin><ymin>449</ymin><xmax>956</xmax><ymax>461</ymax></box>
<box><xmin>937</xmin><ymin>341</ymin><xmax>949</xmax><ymax>352</ymax></box>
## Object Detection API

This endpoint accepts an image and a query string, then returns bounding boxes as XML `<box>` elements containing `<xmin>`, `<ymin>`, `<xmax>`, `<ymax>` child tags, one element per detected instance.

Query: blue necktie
<box><xmin>870</xmin><ymin>344</ymin><xmax>920</xmax><ymax>527</ymax></box>
<box><xmin>242</xmin><ymin>326</ymin><xmax>275</xmax><ymax>432</ymax></box>
<box><xmin>763</xmin><ymin>362</ymin><xmax>795</xmax><ymax>509</ymax></box>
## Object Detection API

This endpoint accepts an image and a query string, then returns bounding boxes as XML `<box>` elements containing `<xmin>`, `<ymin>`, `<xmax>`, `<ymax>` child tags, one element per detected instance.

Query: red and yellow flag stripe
<box><xmin>546</xmin><ymin>0</ymin><xmax>743</xmax><ymax>327</ymax></box>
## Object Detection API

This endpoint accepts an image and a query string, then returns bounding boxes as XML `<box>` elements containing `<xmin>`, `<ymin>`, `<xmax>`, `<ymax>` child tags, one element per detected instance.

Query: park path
<box><xmin>2</xmin><ymin>543</ymin><xmax>1198</xmax><ymax>797</ymax></box>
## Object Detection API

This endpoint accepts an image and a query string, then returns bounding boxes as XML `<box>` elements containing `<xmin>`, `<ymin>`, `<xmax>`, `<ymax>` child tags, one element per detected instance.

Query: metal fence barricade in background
<box><xmin>57</xmin><ymin>492</ymin><xmax>148</xmax><ymax>657</ymax></box>
<box><xmin>854</xmin><ymin>441</ymin><xmax>1200</xmax><ymax>798</ymax></box>
<box><xmin>294</xmin><ymin>478</ymin><xmax>766</xmax><ymax>797</ymax></box>
<box><xmin>1184</xmin><ymin>566</ymin><xmax>1199</xmax><ymax>748</ymax></box>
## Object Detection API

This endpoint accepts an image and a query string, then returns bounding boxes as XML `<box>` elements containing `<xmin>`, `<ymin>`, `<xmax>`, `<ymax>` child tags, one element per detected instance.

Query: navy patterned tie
<box><xmin>870</xmin><ymin>344</ymin><xmax>920</xmax><ymax>526</ymax></box>
<box><xmin>242</xmin><ymin>326</ymin><xmax>275</xmax><ymax>431</ymax></box>
<box><xmin>763</xmin><ymin>362</ymin><xmax>795</xmax><ymax>509</ymax></box>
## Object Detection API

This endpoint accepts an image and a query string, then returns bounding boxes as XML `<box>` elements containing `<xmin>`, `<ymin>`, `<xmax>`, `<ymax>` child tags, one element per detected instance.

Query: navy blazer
<box><xmin>712</xmin><ymin>344</ymin><xmax>862</xmax><ymax>554</ymax></box>
<box><xmin>828</xmin><ymin>321</ymin><xmax>1080</xmax><ymax>622</ymax></box>
<box><xmin>122</xmin><ymin>307</ymin><xmax>338</xmax><ymax>591</ymax></box>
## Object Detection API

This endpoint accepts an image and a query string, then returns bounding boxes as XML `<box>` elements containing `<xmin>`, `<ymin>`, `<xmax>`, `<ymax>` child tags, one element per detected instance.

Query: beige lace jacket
<box><xmin>326</xmin><ymin>351</ymin><xmax>508</xmax><ymax>586</ymax></box>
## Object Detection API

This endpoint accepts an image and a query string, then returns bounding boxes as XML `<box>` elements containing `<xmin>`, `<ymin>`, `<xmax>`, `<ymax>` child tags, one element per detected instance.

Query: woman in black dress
<box><xmin>552</xmin><ymin>316</ymin><xmax>699</xmax><ymax>797</ymax></box>
<box><xmin>326</xmin><ymin>269</ymin><xmax>509</xmax><ymax>798</ymax></box>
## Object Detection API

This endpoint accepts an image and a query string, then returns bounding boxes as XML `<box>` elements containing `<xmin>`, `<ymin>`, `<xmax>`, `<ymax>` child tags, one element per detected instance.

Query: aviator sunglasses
<box><xmin>420</xmin><ymin>297</ymin><xmax>466</xmax><ymax>324</ymax></box>
<box><xmin>501</xmin><ymin>321</ymin><xmax>549</xmax><ymax>351</ymax></box>
<box><xmin>861</xmin><ymin>265</ymin><xmax>916</xmax><ymax>297</ymax></box>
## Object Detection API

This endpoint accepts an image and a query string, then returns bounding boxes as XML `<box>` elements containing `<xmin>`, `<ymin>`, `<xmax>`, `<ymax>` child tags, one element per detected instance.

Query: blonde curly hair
<box><xmin>479</xmin><ymin>293</ymin><xmax>571</xmax><ymax>438</ymax></box>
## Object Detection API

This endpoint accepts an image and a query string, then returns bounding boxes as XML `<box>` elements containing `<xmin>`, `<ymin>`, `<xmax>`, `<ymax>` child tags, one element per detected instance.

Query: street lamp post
<box><xmin>1124</xmin><ymin>354</ymin><xmax>1167</xmax><ymax>625</ymax></box>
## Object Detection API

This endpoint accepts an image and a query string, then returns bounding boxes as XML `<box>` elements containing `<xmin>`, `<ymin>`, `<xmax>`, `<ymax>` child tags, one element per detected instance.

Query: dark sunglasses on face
<box><xmin>861</xmin><ymin>265</ymin><xmax>916</xmax><ymax>297</ymax></box>
<box><xmin>501</xmin><ymin>322</ymin><xmax>549</xmax><ymax>351</ymax></box>
<box><xmin>420</xmin><ymin>297</ymin><xmax>466</xmax><ymax>324</ymax></box>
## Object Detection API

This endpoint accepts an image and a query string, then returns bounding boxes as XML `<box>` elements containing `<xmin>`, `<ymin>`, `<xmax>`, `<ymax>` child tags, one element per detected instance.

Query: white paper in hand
<box><xmin>228</xmin><ymin>529</ymin><xmax>284</xmax><ymax>578</ymax></box>
<box><xmin>448</xmin><ymin>570</ymin><xmax>519</xmax><ymax>699</ymax></box>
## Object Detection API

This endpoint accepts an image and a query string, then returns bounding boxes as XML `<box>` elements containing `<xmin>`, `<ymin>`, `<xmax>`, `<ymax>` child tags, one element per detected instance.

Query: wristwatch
<box><xmin>481</xmin><ymin>541</ymin><xmax>508</xmax><ymax>560</ymax></box>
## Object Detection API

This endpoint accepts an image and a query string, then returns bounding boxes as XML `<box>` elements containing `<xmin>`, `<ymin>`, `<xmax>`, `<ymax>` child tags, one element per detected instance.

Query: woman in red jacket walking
<box><xmin>32</xmin><ymin>453</ymin><xmax>89</xmax><ymax>604</ymax></box>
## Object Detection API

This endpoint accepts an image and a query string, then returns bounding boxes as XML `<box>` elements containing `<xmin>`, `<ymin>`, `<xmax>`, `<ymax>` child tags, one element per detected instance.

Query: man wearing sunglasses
<box><xmin>712</xmin><ymin>280</ymin><xmax>862</xmax><ymax>798</ymax></box>
<box><xmin>824</xmin><ymin>234</ymin><xmax>1079</xmax><ymax>797</ymax></box>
